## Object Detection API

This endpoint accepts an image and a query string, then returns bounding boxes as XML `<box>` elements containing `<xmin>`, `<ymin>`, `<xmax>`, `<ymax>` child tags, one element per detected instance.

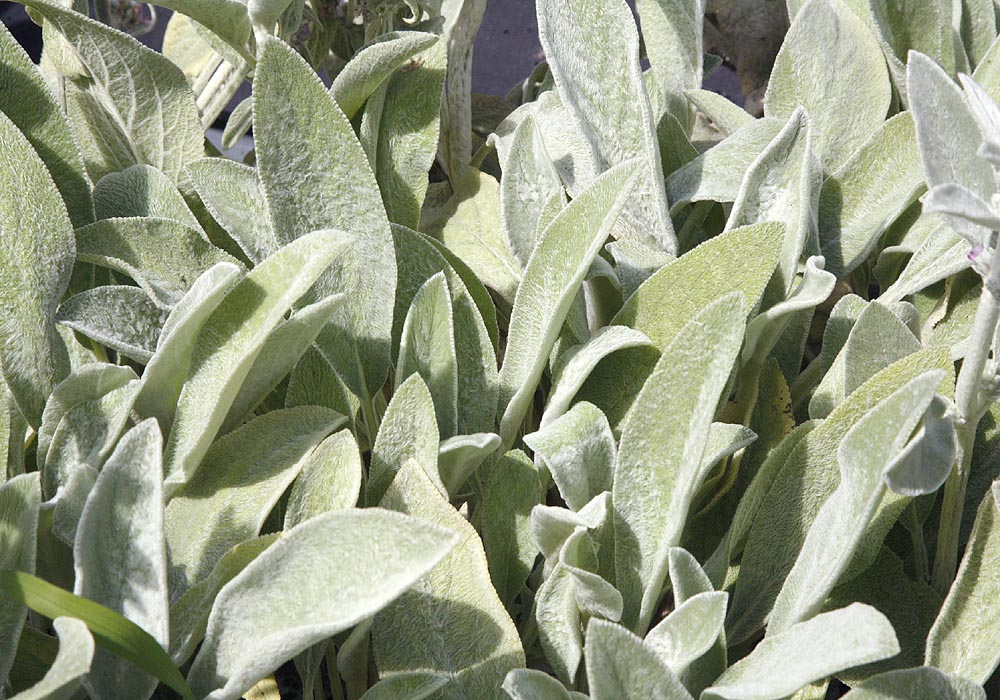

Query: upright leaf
<box><xmin>74</xmin><ymin>420</ymin><xmax>166</xmax><ymax>700</ymax></box>
<box><xmin>538</xmin><ymin>0</ymin><xmax>675</xmax><ymax>252</ymax></box>
<box><xmin>187</xmin><ymin>509</ymin><xmax>459</xmax><ymax>700</ymax></box>
<box><xmin>22</xmin><ymin>0</ymin><xmax>203</xmax><ymax>183</ymax></box>
<box><xmin>498</xmin><ymin>163</ymin><xmax>635</xmax><ymax>448</ymax></box>
<box><xmin>0</xmin><ymin>473</ymin><xmax>41</xmax><ymax>684</ymax></box>
<box><xmin>765</xmin><ymin>0</ymin><xmax>891</xmax><ymax>171</ymax></box>
<box><xmin>438</xmin><ymin>0</ymin><xmax>487</xmax><ymax>180</ymax></box>
<box><xmin>10</xmin><ymin>617</ymin><xmax>94</xmax><ymax>700</ymax></box>
<box><xmin>254</xmin><ymin>37</ymin><xmax>396</xmax><ymax>400</ymax></box>
<box><xmin>374</xmin><ymin>460</ymin><xmax>525</xmax><ymax>700</ymax></box>
<box><xmin>585</xmin><ymin>619</ymin><xmax>693</xmax><ymax>700</ymax></box>
<box><xmin>0</xmin><ymin>110</ymin><xmax>74</xmax><ymax>428</ymax></box>
<box><xmin>163</xmin><ymin>230</ymin><xmax>349</xmax><ymax>491</ymax></box>
<box><xmin>0</xmin><ymin>22</ymin><xmax>92</xmax><ymax>227</ymax></box>
<box><xmin>635</xmin><ymin>0</ymin><xmax>703</xmax><ymax>126</ymax></box>
<box><xmin>614</xmin><ymin>293</ymin><xmax>747</xmax><ymax>633</ymax></box>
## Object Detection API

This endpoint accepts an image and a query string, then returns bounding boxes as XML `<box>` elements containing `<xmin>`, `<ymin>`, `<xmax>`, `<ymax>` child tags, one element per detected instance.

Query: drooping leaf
<box><xmin>765</xmin><ymin>0</ymin><xmax>891</xmax><ymax>171</ymax></box>
<box><xmin>165</xmin><ymin>407</ymin><xmax>345</xmax><ymax>598</ymax></box>
<box><xmin>74</xmin><ymin>419</ymin><xmax>166</xmax><ymax>700</ymax></box>
<box><xmin>374</xmin><ymin>459</ymin><xmax>525</xmax><ymax>700</ymax></box>
<box><xmin>538</xmin><ymin>0</ymin><xmax>675</xmax><ymax>252</ymax></box>
<box><xmin>145</xmin><ymin>0</ymin><xmax>251</xmax><ymax>56</ymax></box>
<box><xmin>0</xmin><ymin>110</ymin><xmax>74</xmax><ymax>428</ymax></box>
<box><xmin>187</xmin><ymin>509</ymin><xmax>459</xmax><ymax>700</ymax></box>
<box><xmin>56</xmin><ymin>286</ymin><xmax>167</xmax><ymax>364</ymax></box>
<box><xmin>839</xmin><ymin>667</ymin><xmax>986</xmax><ymax>700</ymax></box>
<box><xmin>437</xmin><ymin>432</ymin><xmax>500</xmax><ymax>497</ymax></box>
<box><xmin>358</xmin><ymin>671</ymin><xmax>450</xmax><ymax>700</ymax></box>
<box><xmin>162</xmin><ymin>230</ymin><xmax>349</xmax><ymax>491</ymax></box>
<box><xmin>498</xmin><ymin>163</ymin><xmax>636</xmax><ymax>448</ymax></box>
<box><xmin>615</xmin><ymin>293</ymin><xmax>747</xmax><ymax>633</ymax></box>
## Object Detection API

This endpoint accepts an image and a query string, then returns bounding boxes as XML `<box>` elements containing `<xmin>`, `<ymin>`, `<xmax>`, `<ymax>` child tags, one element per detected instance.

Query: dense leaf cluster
<box><xmin>1</xmin><ymin>0</ymin><xmax>1000</xmax><ymax>698</ymax></box>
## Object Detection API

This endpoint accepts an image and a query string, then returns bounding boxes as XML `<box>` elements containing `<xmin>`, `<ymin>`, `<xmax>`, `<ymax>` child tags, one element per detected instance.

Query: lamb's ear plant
<box><xmin>5</xmin><ymin>0</ymin><xmax>1000</xmax><ymax>697</ymax></box>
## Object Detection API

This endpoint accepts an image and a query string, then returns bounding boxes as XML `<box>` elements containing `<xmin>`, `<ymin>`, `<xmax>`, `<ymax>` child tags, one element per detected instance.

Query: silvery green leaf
<box><xmin>667</xmin><ymin>547</ymin><xmax>713</xmax><ymax>604</ymax></box>
<box><xmin>169</xmin><ymin>535</ymin><xmax>279</xmax><ymax>665</ymax></box>
<box><xmin>331</xmin><ymin>31</ymin><xmax>439</xmax><ymax>120</ymax></box>
<box><xmin>644</xmin><ymin>591</ymin><xmax>727</xmax><ymax>675</ymax></box>
<box><xmin>37</xmin><ymin>362</ymin><xmax>135</xmax><ymax>471</ymax></box>
<box><xmin>585</xmin><ymin>619</ymin><xmax>693</xmax><ymax>700</ymax></box>
<box><xmin>503</xmin><ymin>668</ymin><xmax>574</xmax><ymax>700</ymax></box>
<box><xmin>0</xmin><ymin>473</ymin><xmax>41</xmax><ymax>684</ymax></box>
<box><xmin>818</xmin><ymin>113</ymin><xmax>925</xmax><ymax>277</ymax></box>
<box><xmin>437</xmin><ymin>0</ymin><xmax>486</xmax><ymax>180</ymax></box>
<box><xmin>358</xmin><ymin>671</ymin><xmax>450</xmax><ymax>700</ymax></box>
<box><xmin>525</xmin><ymin>402</ymin><xmax>616</xmax><ymax>512</ymax></box>
<box><xmin>188</xmin><ymin>508</ymin><xmax>459</xmax><ymax>700</ymax></box>
<box><xmin>700</xmin><ymin>422</ymin><xmax>758</xmax><ymax>480</ymax></box>
<box><xmin>908</xmin><ymin>51</ymin><xmax>996</xmax><ymax>241</ymax></box>
<box><xmin>635</xmin><ymin>0</ymin><xmax>702</xmax><ymax>126</ymax></box>
<box><xmin>397</xmin><ymin>272</ymin><xmax>459</xmax><ymax>437</ymax></box>
<box><xmin>374</xmin><ymin>459</ymin><xmax>524</xmax><ymax>699</ymax></box>
<box><xmin>51</xmin><ymin>463</ymin><xmax>97</xmax><ymax>547</ymax></box>
<box><xmin>0</xmin><ymin>111</ymin><xmax>74</xmax><ymax>428</ymax></box>
<box><xmin>961</xmin><ymin>0</ymin><xmax>998</xmax><ymax>66</ymax></box>
<box><xmin>220</xmin><ymin>294</ymin><xmax>344</xmax><ymax>433</ymax></box>
<box><xmin>247</xmin><ymin>0</ymin><xmax>293</xmax><ymax>34</ymax></box>
<box><xmin>959</xmin><ymin>71</ymin><xmax>1000</xmax><ymax>145</ymax></box>
<box><xmin>0</xmin><ymin>22</ymin><xmax>92</xmax><ymax>228</ymax></box>
<box><xmin>75</xmin><ymin>217</ymin><xmax>239</xmax><ymax>309</ymax></box>
<box><xmin>22</xmin><ymin>0</ymin><xmax>203</xmax><ymax>183</ymax></box>
<box><xmin>538</xmin><ymin>0</ymin><xmax>675</xmax><ymax>252</ymax></box>
<box><xmin>666</xmin><ymin>118</ymin><xmax>785</xmax><ymax>212</ymax></box>
<box><xmin>186</xmin><ymin>158</ymin><xmax>277</xmax><ymax>265</ymax></box>
<box><xmin>480</xmin><ymin>449</ymin><xmax>542</xmax><ymax>609</ymax></box>
<box><xmin>438</xmin><ymin>432</ymin><xmax>500</xmax><ymax>497</ymax></box>
<box><xmin>684</xmin><ymin>89</ymin><xmax>754</xmax><ymax>136</ymax></box>
<box><xmin>368</xmin><ymin>373</ymin><xmax>442</xmax><ymax>504</ymax></box>
<box><xmin>529</xmin><ymin>91</ymin><xmax>601</xmax><ymax>197</ymax></box>
<box><xmin>74</xmin><ymin>419</ymin><xmax>166</xmax><ymax>700</ymax></box>
<box><xmin>727</xmin><ymin>347</ymin><xmax>952</xmax><ymax>644</ymax></box>
<box><xmin>498</xmin><ymin>163</ymin><xmax>636</xmax><ymax>448</ymax></box>
<box><xmin>541</xmin><ymin>326</ymin><xmax>653</xmax><ymax>428</ymax></box>
<box><xmin>285</xmin><ymin>345</ymin><xmax>360</xmax><ymax>428</ymax></box>
<box><xmin>605</xmin><ymin>238</ymin><xmax>675</xmax><ymax>300</ymax></box>
<box><xmin>882</xmin><ymin>394</ymin><xmax>956</xmax><ymax>495</ymax></box>
<box><xmin>254</xmin><ymin>37</ymin><xmax>395</xmax><ymax>400</ymax></box>
<box><xmin>535</xmin><ymin>564</ymin><xmax>582</xmax><ymax>685</ymax></box>
<box><xmin>840</xmin><ymin>667</ymin><xmax>986</xmax><ymax>700</ymax></box>
<box><xmin>133</xmin><ymin>262</ymin><xmax>242</xmax><ymax>430</ymax></box>
<box><xmin>421</xmin><ymin>170</ymin><xmax>522</xmax><ymax>305</ymax></box>
<box><xmin>727</xmin><ymin>107</ymin><xmax>822</xmax><ymax>294</ymax></box>
<box><xmin>765</xmin><ymin>0</ymin><xmax>891</xmax><ymax>171</ymax></box>
<box><xmin>148</xmin><ymin>0</ymin><xmax>251</xmax><ymax>55</ymax></box>
<box><xmin>92</xmin><ymin>165</ymin><xmax>202</xmax><ymax>231</ymax></box>
<box><xmin>165</xmin><ymin>406</ymin><xmax>344</xmax><ymax>599</ymax></box>
<box><xmin>163</xmin><ymin>230</ymin><xmax>349</xmax><ymax>491</ymax></box>
<box><xmin>923</xmin><ymin>182</ymin><xmax>1000</xmax><ymax>229</ymax></box>
<box><xmin>768</xmin><ymin>371</ymin><xmax>944</xmax><ymax>633</ymax></box>
<box><xmin>391</xmin><ymin>224</ymin><xmax>498</xmax><ymax>435</ymax></box>
<box><xmin>581</xmin><ymin>223</ymin><xmax>782</xmax><ymax>431</ymax></box>
<box><xmin>501</xmin><ymin>114</ymin><xmax>566</xmax><ymax>268</ymax></box>
<box><xmin>283</xmin><ymin>429</ymin><xmax>363</xmax><ymax>529</ymax></box>
<box><xmin>614</xmin><ymin>293</ymin><xmax>747</xmax><ymax>632</ymax></box>
<box><xmin>926</xmin><ymin>482</ymin><xmax>1000</xmax><ymax>684</ymax></box>
<box><xmin>533</xmin><ymin>493</ymin><xmax>610</xmax><ymax>566</ymax></box>
<box><xmin>879</xmin><ymin>217</ymin><xmax>971</xmax><ymax>304</ymax></box>
<box><xmin>743</xmin><ymin>257</ymin><xmax>835</xmax><ymax>368</ymax></box>
<box><xmin>705</xmin><ymin>604</ymin><xmax>899</xmax><ymax>700</ymax></box>
<box><xmin>56</xmin><ymin>286</ymin><xmax>166</xmax><ymax>365</ymax></box>
<box><xmin>10</xmin><ymin>617</ymin><xmax>94</xmax><ymax>700</ymax></box>
<box><xmin>810</xmin><ymin>301</ymin><xmax>922</xmax><ymax>419</ymax></box>
<box><xmin>367</xmin><ymin>39</ymin><xmax>446</xmax><ymax>230</ymax></box>
<box><xmin>868</xmin><ymin>0</ymin><xmax>951</xmax><ymax>99</ymax></box>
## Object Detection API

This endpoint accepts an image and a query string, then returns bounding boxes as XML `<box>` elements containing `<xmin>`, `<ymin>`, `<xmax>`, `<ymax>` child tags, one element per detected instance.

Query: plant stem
<box><xmin>905</xmin><ymin>502</ymin><xmax>929</xmax><ymax>582</ymax></box>
<box><xmin>932</xmin><ymin>247</ymin><xmax>1000</xmax><ymax>595</ymax></box>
